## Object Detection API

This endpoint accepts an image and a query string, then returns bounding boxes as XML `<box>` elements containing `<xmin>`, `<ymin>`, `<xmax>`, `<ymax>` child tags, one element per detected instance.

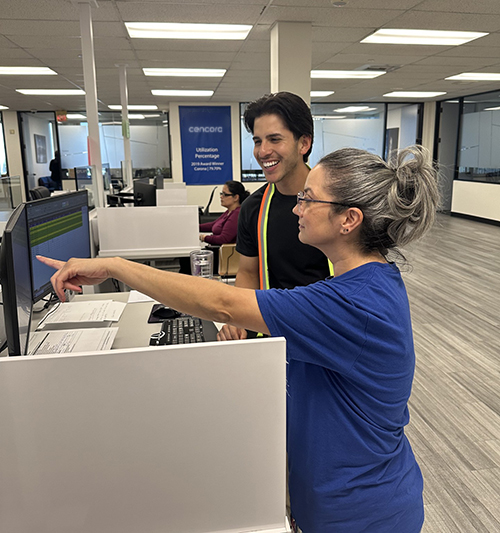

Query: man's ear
<box><xmin>299</xmin><ymin>135</ymin><xmax>312</xmax><ymax>156</ymax></box>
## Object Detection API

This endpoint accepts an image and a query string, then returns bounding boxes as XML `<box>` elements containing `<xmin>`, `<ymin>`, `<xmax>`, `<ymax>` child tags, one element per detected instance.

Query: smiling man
<box><xmin>218</xmin><ymin>92</ymin><xmax>331</xmax><ymax>341</ymax></box>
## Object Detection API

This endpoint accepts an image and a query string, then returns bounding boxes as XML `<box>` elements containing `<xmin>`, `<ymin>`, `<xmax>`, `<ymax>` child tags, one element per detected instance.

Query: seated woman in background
<box><xmin>38</xmin><ymin>146</ymin><xmax>439</xmax><ymax>533</ymax></box>
<box><xmin>199</xmin><ymin>181</ymin><xmax>249</xmax><ymax>245</ymax></box>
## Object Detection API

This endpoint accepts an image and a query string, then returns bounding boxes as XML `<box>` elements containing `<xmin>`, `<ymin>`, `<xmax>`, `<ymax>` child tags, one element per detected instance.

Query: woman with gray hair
<box><xmin>38</xmin><ymin>145</ymin><xmax>439</xmax><ymax>533</ymax></box>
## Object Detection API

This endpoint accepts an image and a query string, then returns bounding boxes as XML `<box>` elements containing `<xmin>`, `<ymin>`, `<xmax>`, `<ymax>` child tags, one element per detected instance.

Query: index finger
<box><xmin>36</xmin><ymin>255</ymin><xmax>66</xmax><ymax>270</ymax></box>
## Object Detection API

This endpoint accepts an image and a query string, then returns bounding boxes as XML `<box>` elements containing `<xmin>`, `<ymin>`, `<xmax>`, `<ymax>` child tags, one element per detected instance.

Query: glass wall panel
<box><xmin>457</xmin><ymin>90</ymin><xmax>500</xmax><ymax>184</ymax></box>
<box><xmin>239</xmin><ymin>102</ymin><xmax>386</xmax><ymax>181</ymax></box>
<box><xmin>309</xmin><ymin>103</ymin><xmax>385</xmax><ymax>166</ymax></box>
<box><xmin>58</xmin><ymin>112</ymin><xmax>171</xmax><ymax>184</ymax></box>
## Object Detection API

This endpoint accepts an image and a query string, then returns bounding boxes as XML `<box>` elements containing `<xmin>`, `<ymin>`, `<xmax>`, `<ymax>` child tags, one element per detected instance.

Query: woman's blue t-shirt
<box><xmin>256</xmin><ymin>262</ymin><xmax>424</xmax><ymax>533</ymax></box>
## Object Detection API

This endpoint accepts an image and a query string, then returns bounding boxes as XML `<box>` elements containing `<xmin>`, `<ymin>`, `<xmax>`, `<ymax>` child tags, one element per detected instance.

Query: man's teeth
<box><xmin>263</xmin><ymin>161</ymin><xmax>279</xmax><ymax>168</ymax></box>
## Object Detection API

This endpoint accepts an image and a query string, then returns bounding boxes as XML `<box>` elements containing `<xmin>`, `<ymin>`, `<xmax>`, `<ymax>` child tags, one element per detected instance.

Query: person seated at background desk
<box><xmin>199</xmin><ymin>181</ymin><xmax>249</xmax><ymax>245</ymax></box>
<box><xmin>38</xmin><ymin>145</ymin><xmax>439</xmax><ymax>533</ymax></box>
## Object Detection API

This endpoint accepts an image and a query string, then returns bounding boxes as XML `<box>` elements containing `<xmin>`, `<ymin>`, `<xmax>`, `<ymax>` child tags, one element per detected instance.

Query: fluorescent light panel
<box><xmin>0</xmin><ymin>105</ymin><xmax>9</xmax><ymax>110</ymax></box>
<box><xmin>152</xmin><ymin>89</ymin><xmax>214</xmax><ymax>97</ymax></box>
<box><xmin>361</xmin><ymin>29</ymin><xmax>488</xmax><ymax>46</ymax></box>
<box><xmin>108</xmin><ymin>105</ymin><xmax>158</xmax><ymax>110</ymax></box>
<box><xmin>311</xmin><ymin>91</ymin><xmax>335</xmax><ymax>97</ymax></box>
<box><xmin>126</xmin><ymin>22</ymin><xmax>252</xmax><ymax>40</ymax></box>
<box><xmin>384</xmin><ymin>91</ymin><xmax>446</xmax><ymax>98</ymax></box>
<box><xmin>16</xmin><ymin>89</ymin><xmax>85</xmax><ymax>95</ymax></box>
<box><xmin>0</xmin><ymin>66</ymin><xmax>57</xmax><ymax>75</ymax></box>
<box><xmin>445</xmin><ymin>72</ymin><xmax>500</xmax><ymax>81</ymax></box>
<box><xmin>66</xmin><ymin>113</ymin><xmax>86</xmax><ymax>119</ymax></box>
<box><xmin>314</xmin><ymin>115</ymin><xmax>346</xmax><ymax>119</ymax></box>
<box><xmin>484</xmin><ymin>106</ymin><xmax>500</xmax><ymax>111</ymax></box>
<box><xmin>334</xmin><ymin>106</ymin><xmax>375</xmax><ymax>113</ymax></box>
<box><xmin>311</xmin><ymin>70</ymin><xmax>385</xmax><ymax>79</ymax></box>
<box><xmin>144</xmin><ymin>68</ymin><xmax>226</xmax><ymax>77</ymax></box>
<box><xmin>128</xmin><ymin>114</ymin><xmax>145</xmax><ymax>119</ymax></box>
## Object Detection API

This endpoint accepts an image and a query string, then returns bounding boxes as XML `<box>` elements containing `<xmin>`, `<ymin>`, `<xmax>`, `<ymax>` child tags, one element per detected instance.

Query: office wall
<box><xmin>2</xmin><ymin>111</ymin><xmax>25</xmax><ymax>202</ymax></box>
<box><xmin>451</xmin><ymin>180</ymin><xmax>500</xmax><ymax>222</ymax></box>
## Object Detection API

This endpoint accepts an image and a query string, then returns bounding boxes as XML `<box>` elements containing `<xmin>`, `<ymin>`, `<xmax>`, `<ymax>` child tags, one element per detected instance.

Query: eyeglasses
<box><xmin>296</xmin><ymin>190</ymin><xmax>352</xmax><ymax>210</ymax></box>
<box><xmin>220</xmin><ymin>192</ymin><xmax>235</xmax><ymax>197</ymax></box>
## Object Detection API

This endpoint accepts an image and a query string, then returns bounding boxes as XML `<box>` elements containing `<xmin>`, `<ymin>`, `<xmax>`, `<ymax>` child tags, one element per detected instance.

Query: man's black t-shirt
<box><xmin>236</xmin><ymin>184</ymin><xmax>330</xmax><ymax>289</ymax></box>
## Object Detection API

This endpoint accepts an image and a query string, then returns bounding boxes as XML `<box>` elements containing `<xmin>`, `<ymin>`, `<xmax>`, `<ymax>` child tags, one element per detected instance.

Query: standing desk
<box><xmin>0</xmin><ymin>292</ymin><xmax>289</xmax><ymax>533</ymax></box>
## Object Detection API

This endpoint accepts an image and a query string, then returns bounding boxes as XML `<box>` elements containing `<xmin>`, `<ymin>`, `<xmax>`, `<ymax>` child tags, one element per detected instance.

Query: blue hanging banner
<box><xmin>179</xmin><ymin>106</ymin><xmax>233</xmax><ymax>185</ymax></box>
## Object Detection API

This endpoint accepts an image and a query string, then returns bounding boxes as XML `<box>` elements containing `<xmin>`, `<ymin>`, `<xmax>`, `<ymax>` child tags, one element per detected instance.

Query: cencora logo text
<box><xmin>189</xmin><ymin>126</ymin><xmax>223</xmax><ymax>133</ymax></box>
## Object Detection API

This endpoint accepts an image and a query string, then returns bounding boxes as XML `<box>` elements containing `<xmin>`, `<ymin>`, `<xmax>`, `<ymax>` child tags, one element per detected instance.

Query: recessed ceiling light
<box><xmin>445</xmin><ymin>72</ymin><xmax>500</xmax><ymax>81</ymax></box>
<box><xmin>108</xmin><ymin>105</ymin><xmax>158</xmax><ymax>110</ymax></box>
<box><xmin>16</xmin><ymin>89</ymin><xmax>85</xmax><ymax>95</ymax></box>
<box><xmin>361</xmin><ymin>29</ymin><xmax>488</xmax><ymax>46</ymax></box>
<box><xmin>143</xmin><ymin>68</ymin><xmax>226</xmax><ymax>77</ymax></box>
<box><xmin>334</xmin><ymin>106</ymin><xmax>374</xmax><ymax>113</ymax></box>
<box><xmin>310</xmin><ymin>91</ymin><xmax>335</xmax><ymax>97</ymax></box>
<box><xmin>66</xmin><ymin>113</ymin><xmax>86</xmax><ymax>119</ymax></box>
<box><xmin>152</xmin><ymin>89</ymin><xmax>214</xmax><ymax>97</ymax></box>
<box><xmin>0</xmin><ymin>66</ymin><xmax>57</xmax><ymax>75</ymax></box>
<box><xmin>0</xmin><ymin>105</ymin><xmax>9</xmax><ymax>110</ymax></box>
<box><xmin>128</xmin><ymin>114</ymin><xmax>145</xmax><ymax>119</ymax></box>
<box><xmin>311</xmin><ymin>70</ymin><xmax>385</xmax><ymax>79</ymax></box>
<box><xmin>313</xmin><ymin>115</ymin><xmax>346</xmax><ymax>119</ymax></box>
<box><xmin>384</xmin><ymin>91</ymin><xmax>446</xmax><ymax>98</ymax></box>
<box><xmin>484</xmin><ymin>106</ymin><xmax>500</xmax><ymax>111</ymax></box>
<box><xmin>125</xmin><ymin>22</ymin><xmax>252</xmax><ymax>40</ymax></box>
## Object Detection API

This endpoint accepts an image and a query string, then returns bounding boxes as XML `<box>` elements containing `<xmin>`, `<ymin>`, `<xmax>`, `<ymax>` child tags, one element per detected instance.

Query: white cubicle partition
<box><xmin>0</xmin><ymin>338</ymin><xmax>288</xmax><ymax>533</ymax></box>
<box><xmin>156</xmin><ymin>185</ymin><xmax>188</xmax><ymax>206</ymax></box>
<box><xmin>96</xmin><ymin>205</ymin><xmax>200</xmax><ymax>258</ymax></box>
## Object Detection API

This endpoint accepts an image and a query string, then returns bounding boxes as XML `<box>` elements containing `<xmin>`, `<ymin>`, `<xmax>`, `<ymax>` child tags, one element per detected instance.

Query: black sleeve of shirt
<box><xmin>235</xmin><ymin>185</ymin><xmax>266</xmax><ymax>258</ymax></box>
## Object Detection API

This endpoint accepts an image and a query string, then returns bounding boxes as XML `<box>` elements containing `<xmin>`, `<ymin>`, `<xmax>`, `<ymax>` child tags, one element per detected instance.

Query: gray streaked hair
<box><xmin>318</xmin><ymin>145</ymin><xmax>439</xmax><ymax>257</ymax></box>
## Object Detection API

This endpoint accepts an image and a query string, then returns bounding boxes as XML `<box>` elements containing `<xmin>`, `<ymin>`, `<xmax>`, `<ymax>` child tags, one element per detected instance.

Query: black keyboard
<box><xmin>150</xmin><ymin>316</ymin><xmax>206</xmax><ymax>346</ymax></box>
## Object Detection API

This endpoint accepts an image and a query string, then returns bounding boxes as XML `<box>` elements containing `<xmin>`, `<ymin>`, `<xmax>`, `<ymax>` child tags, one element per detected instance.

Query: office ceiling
<box><xmin>0</xmin><ymin>0</ymin><xmax>500</xmax><ymax>112</ymax></box>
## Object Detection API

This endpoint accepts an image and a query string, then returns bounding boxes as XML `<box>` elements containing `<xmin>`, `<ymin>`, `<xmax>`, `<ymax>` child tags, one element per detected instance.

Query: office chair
<box><xmin>38</xmin><ymin>176</ymin><xmax>58</xmax><ymax>192</ymax></box>
<box><xmin>199</xmin><ymin>186</ymin><xmax>223</xmax><ymax>224</ymax></box>
<box><xmin>29</xmin><ymin>186</ymin><xmax>51</xmax><ymax>200</ymax></box>
<box><xmin>218</xmin><ymin>243</ymin><xmax>241</xmax><ymax>279</ymax></box>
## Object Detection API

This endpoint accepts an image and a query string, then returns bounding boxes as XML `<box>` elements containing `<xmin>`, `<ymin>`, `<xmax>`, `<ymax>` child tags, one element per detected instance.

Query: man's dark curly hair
<box><xmin>243</xmin><ymin>92</ymin><xmax>314</xmax><ymax>162</ymax></box>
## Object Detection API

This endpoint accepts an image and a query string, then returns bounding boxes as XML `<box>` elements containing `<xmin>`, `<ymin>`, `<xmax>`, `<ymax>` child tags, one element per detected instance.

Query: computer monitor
<box><xmin>133</xmin><ymin>180</ymin><xmax>157</xmax><ymax>206</ymax></box>
<box><xmin>26</xmin><ymin>190</ymin><xmax>91</xmax><ymax>303</ymax></box>
<box><xmin>0</xmin><ymin>204</ymin><xmax>33</xmax><ymax>356</ymax></box>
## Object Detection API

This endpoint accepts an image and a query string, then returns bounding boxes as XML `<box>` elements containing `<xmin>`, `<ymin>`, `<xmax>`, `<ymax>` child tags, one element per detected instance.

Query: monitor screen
<box><xmin>26</xmin><ymin>190</ymin><xmax>91</xmax><ymax>303</ymax></box>
<box><xmin>0</xmin><ymin>204</ymin><xmax>33</xmax><ymax>356</ymax></box>
<box><xmin>133</xmin><ymin>180</ymin><xmax>157</xmax><ymax>206</ymax></box>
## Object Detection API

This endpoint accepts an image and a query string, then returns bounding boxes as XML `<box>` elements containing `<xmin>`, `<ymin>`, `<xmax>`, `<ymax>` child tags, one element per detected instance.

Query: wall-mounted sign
<box><xmin>179</xmin><ymin>106</ymin><xmax>232</xmax><ymax>185</ymax></box>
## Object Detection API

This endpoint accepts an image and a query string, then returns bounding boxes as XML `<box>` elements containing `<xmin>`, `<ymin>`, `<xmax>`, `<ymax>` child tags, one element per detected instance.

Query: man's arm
<box><xmin>235</xmin><ymin>255</ymin><xmax>260</xmax><ymax>289</ymax></box>
<box><xmin>217</xmin><ymin>255</ymin><xmax>260</xmax><ymax>341</ymax></box>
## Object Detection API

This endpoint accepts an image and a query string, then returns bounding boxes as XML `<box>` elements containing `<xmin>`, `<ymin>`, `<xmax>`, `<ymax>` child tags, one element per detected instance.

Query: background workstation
<box><xmin>0</xmin><ymin>0</ymin><xmax>499</xmax><ymax>531</ymax></box>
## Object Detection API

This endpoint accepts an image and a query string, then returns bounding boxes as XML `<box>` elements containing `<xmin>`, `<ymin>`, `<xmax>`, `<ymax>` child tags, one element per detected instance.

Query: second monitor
<box><xmin>27</xmin><ymin>190</ymin><xmax>91</xmax><ymax>302</ymax></box>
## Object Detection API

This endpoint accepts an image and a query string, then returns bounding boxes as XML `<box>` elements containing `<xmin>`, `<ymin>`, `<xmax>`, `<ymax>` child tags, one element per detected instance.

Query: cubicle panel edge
<box><xmin>0</xmin><ymin>338</ymin><xmax>288</xmax><ymax>533</ymax></box>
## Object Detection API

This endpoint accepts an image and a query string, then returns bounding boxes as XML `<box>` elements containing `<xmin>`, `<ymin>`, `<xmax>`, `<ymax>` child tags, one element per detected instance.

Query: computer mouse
<box><xmin>151</xmin><ymin>305</ymin><xmax>181</xmax><ymax>320</ymax></box>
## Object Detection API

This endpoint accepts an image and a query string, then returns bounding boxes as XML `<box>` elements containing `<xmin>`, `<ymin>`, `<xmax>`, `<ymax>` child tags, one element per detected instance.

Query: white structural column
<box><xmin>270</xmin><ymin>22</ymin><xmax>312</xmax><ymax>106</ymax></box>
<box><xmin>78</xmin><ymin>0</ymin><xmax>104</xmax><ymax>207</ymax></box>
<box><xmin>118</xmin><ymin>64</ymin><xmax>133</xmax><ymax>187</ymax></box>
<box><xmin>421</xmin><ymin>101</ymin><xmax>436</xmax><ymax>157</ymax></box>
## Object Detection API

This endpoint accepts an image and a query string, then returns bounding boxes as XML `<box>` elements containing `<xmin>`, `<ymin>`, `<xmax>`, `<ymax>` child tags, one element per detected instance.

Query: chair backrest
<box><xmin>218</xmin><ymin>243</ymin><xmax>240</xmax><ymax>277</ymax></box>
<box><xmin>38</xmin><ymin>176</ymin><xmax>57</xmax><ymax>192</ymax></box>
<box><xmin>203</xmin><ymin>185</ymin><xmax>218</xmax><ymax>215</ymax></box>
<box><xmin>29</xmin><ymin>186</ymin><xmax>51</xmax><ymax>200</ymax></box>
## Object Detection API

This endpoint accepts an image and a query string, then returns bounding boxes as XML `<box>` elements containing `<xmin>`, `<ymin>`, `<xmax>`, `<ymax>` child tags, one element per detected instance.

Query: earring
<box><xmin>343</xmin><ymin>228</ymin><xmax>349</xmax><ymax>233</ymax></box>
